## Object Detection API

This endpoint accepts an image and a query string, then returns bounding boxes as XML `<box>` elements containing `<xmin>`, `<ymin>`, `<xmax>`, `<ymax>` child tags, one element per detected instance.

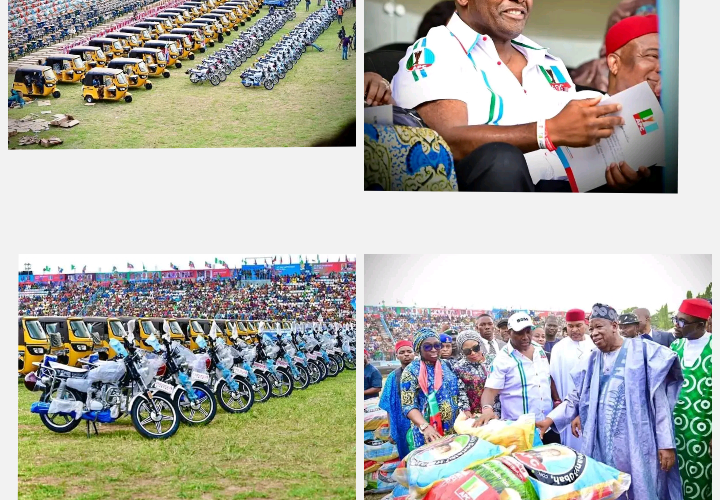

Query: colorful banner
<box><xmin>312</xmin><ymin>262</ymin><xmax>342</xmax><ymax>275</ymax></box>
<box><xmin>274</xmin><ymin>264</ymin><xmax>302</xmax><ymax>276</ymax></box>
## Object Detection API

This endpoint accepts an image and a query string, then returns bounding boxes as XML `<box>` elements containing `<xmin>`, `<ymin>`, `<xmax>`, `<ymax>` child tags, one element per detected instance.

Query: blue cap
<box><xmin>439</xmin><ymin>333</ymin><xmax>453</xmax><ymax>343</ymax></box>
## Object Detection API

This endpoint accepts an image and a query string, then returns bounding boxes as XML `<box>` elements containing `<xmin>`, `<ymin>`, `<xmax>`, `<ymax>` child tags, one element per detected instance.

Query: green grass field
<box><xmin>18</xmin><ymin>370</ymin><xmax>355</xmax><ymax>500</ymax></box>
<box><xmin>8</xmin><ymin>4</ymin><xmax>356</xmax><ymax>149</ymax></box>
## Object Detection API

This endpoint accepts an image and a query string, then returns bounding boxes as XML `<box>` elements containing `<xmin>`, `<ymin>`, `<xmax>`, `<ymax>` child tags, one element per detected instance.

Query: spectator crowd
<box><xmin>19</xmin><ymin>273</ymin><xmax>356</xmax><ymax>322</ymax></box>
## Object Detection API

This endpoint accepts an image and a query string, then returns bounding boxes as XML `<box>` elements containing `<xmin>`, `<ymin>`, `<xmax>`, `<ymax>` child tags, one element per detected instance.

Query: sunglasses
<box><xmin>672</xmin><ymin>316</ymin><xmax>704</xmax><ymax>328</ymax></box>
<box><xmin>462</xmin><ymin>345</ymin><xmax>481</xmax><ymax>356</ymax></box>
<box><xmin>422</xmin><ymin>343</ymin><xmax>442</xmax><ymax>352</ymax></box>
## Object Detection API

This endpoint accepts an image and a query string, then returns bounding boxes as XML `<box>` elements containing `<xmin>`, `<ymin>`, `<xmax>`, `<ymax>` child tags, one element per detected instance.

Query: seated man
<box><xmin>392</xmin><ymin>0</ymin><xmax>649</xmax><ymax>192</ymax></box>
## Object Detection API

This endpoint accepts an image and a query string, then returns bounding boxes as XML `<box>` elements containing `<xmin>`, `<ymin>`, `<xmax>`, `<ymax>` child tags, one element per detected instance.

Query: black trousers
<box><xmin>541</xmin><ymin>428</ymin><xmax>562</xmax><ymax>445</ymax></box>
<box><xmin>454</xmin><ymin>142</ymin><xmax>536</xmax><ymax>192</ymax></box>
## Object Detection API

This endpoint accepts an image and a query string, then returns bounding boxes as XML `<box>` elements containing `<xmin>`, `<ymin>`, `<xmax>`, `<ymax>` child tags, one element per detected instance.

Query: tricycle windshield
<box><xmin>141</xmin><ymin>30</ymin><xmax>150</xmax><ymax>38</ymax></box>
<box><xmin>113</xmin><ymin>41</ymin><xmax>122</xmax><ymax>50</ymax></box>
<box><xmin>43</xmin><ymin>69</ymin><xmax>57</xmax><ymax>81</ymax></box>
<box><xmin>168</xmin><ymin>42</ymin><xmax>179</xmax><ymax>53</ymax></box>
<box><xmin>168</xmin><ymin>321</ymin><xmax>183</xmax><ymax>334</ymax></box>
<box><xmin>191</xmin><ymin>321</ymin><xmax>205</xmax><ymax>334</ymax></box>
<box><xmin>70</xmin><ymin>320</ymin><xmax>91</xmax><ymax>338</ymax></box>
<box><xmin>130</xmin><ymin>35</ymin><xmax>139</xmax><ymax>44</ymax></box>
<box><xmin>109</xmin><ymin>320</ymin><xmax>125</xmax><ymax>337</ymax></box>
<box><xmin>26</xmin><ymin>320</ymin><xmax>48</xmax><ymax>340</ymax></box>
<box><xmin>116</xmin><ymin>72</ymin><xmax>128</xmax><ymax>84</ymax></box>
<box><xmin>157</xmin><ymin>52</ymin><xmax>166</xmax><ymax>62</ymax></box>
<box><xmin>142</xmin><ymin>320</ymin><xmax>158</xmax><ymax>336</ymax></box>
<box><xmin>72</xmin><ymin>57</ymin><xmax>85</xmax><ymax>69</ymax></box>
<box><xmin>96</xmin><ymin>48</ymin><xmax>106</xmax><ymax>59</ymax></box>
<box><xmin>138</xmin><ymin>62</ymin><xmax>148</xmax><ymax>73</ymax></box>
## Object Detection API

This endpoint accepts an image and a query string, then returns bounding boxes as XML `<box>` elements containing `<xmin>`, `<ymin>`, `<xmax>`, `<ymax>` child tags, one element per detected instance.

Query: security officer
<box><xmin>392</xmin><ymin>0</ymin><xmax>626</xmax><ymax>191</ymax></box>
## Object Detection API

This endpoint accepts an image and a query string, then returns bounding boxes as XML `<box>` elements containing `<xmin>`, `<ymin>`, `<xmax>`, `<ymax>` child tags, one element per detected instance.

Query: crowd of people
<box><xmin>8</xmin><ymin>0</ymin><xmax>156</xmax><ymax>60</ymax></box>
<box><xmin>365</xmin><ymin>299</ymin><xmax>712</xmax><ymax>500</ymax></box>
<box><xmin>18</xmin><ymin>273</ymin><xmax>356</xmax><ymax>322</ymax></box>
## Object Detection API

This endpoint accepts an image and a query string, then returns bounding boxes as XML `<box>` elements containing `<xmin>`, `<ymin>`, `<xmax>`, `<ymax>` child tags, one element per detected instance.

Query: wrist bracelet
<box><xmin>537</xmin><ymin>120</ymin><xmax>547</xmax><ymax>150</ymax></box>
<box><xmin>545</xmin><ymin>120</ymin><xmax>557</xmax><ymax>152</ymax></box>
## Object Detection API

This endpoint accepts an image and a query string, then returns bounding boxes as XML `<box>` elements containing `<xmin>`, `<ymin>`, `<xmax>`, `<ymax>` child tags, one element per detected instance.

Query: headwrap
<box><xmin>439</xmin><ymin>333</ymin><xmax>453</xmax><ymax>344</ymax></box>
<box><xmin>565</xmin><ymin>309</ymin><xmax>585</xmax><ymax>322</ymax></box>
<box><xmin>590</xmin><ymin>303</ymin><xmax>619</xmax><ymax>322</ymax></box>
<box><xmin>395</xmin><ymin>340</ymin><xmax>412</xmax><ymax>352</ymax></box>
<box><xmin>678</xmin><ymin>299</ymin><xmax>712</xmax><ymax>320</ymax></box>
<box><xmin>605</xmin><ymin>14</ymin><xmax>658</xmax><ymax>55</ymax></box>
<box><xmin>413</xmin><ymin>328</ymin><xmax>442</xmax><ymax>395</ymax></box>
<box><xmin>456</xmin><ymin>330</ymin><xmax>483</xmax><ymax>352</ymax></box>
<box><xmin>413</xmin><ymin>327</ymin><xmax>438</xmax><ymax>353</ymax></box>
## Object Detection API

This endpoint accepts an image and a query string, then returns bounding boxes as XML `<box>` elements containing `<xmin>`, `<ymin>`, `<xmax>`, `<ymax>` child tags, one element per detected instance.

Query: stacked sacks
<box><xmin>364</xmin><ymin>397</ymin><xmax>400</xmax><ymax>494</ymax></box>
<box><xmin>392</xmin><ymin>433</ymin><xmax>631</xmax><ymax>500</ymax></box>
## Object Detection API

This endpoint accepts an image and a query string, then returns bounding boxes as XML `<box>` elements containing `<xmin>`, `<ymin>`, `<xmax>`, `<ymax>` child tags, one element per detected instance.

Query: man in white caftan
<box><xmin>549</xmin><ymin>309</ymin><xmax>594</xmax><ymax>451</ymax></box>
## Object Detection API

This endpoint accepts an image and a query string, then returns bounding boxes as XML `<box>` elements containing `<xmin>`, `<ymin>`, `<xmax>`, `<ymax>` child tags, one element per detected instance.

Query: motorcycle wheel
<box><xmin>210</xmin><ymin>74</ymin><xmax>220</xmax><ymax>86</ymax></box>
<box><xmin>242</xmin><ymin>81</ymin><xmax>252</xmax><ymax>87</ymax></box>
<box><xmin>343</xmin><ymin>354</ymin><xmax>356</xmax><ymax>370</ymax></box>
<box><xmin>189</xmin><ymin>73</ymin><xmax>200</xmax><ymax>84</ymax></box>
<box><xmin>216</xmin><ymin>376</ymin><xmax>254</xmax><ymax>413</ymax></box>
<box><xmin>331</xmin><ymin>353</ymin><xmax>345</xmax><ymax>373</ymax></box>
<box><xmin>39</xmin><ymin>386</ymin><xmax>82</xmax><ymax>433</ymax></box>
<box><xmin>287</xmin><ymin>60</ymin><xmax>293</xmax><ymax>70</ymax></box>
<box><xmin>325</xmin><ymin>356</ymin><xmax>339</xmax><ymax>377</ymax></box>
<box><xmin>312</xmin><ymin>358</ymin><xmax>327</xmax><ymax>381</ymax></box>
<box><xmin>218</xmin><ymin>71</ymin><xmax>227</xmax><ymax>82</ymax></box>
<box><xmin>223</xmin><ymin>65</ymin><xmax>231</xmax><ymax>75</ymax></box>
<box><xmin>174</xmin><ymin>382</ymin><xmax>216</xmax><ymax>425</ymax></box>
<box><xmin>278</xmin><ymin>71</ymin><xmax>285</xmax><ymax>79</ymax></box>
<box><xmin>306</xmin><ymin>360</ymin><xmax>321</xmax><ymax>384</ymax></box>
<box><xmin>269</xmin><ymin>368</ymin><xmax>293</xmax><ymax>398</ymax></box>
<box><xmin>252</xmin><ymin>370</ymin><xmax>272</xmax><ymax>402</ymax></box>
<box><xmin>263</xmin><ymin>79</ymin><xmax>274</xmax><ymax>90</ymax></box>
<box><xmin>291</xmin><ymin>364</ymin><xmax>310</xmax><ymax>390</ymax></box>
<box><xmin>130</xmin><ymin>392</ymin><xmax>179</xmax><ymax>439</ymax></box>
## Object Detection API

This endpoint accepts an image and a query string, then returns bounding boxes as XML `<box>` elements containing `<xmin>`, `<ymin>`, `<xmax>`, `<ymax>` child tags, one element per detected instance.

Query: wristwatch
<box><xmin>419</xmin><ymin>423</ymin><xmax>429</xmax><ymax>432</ymax></box>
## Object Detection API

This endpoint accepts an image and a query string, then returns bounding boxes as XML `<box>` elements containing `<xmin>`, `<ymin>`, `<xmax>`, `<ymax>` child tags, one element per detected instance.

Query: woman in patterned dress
<box><xmin>401</xmin><ymin>328</ymin><xmax>469</xmax><ymax>450</ymax></box>
<box><xmin>670</xmin><ymin>299</ymin><xmax>712</xmax><ymax>500</ymax></box>
<box><xmin>452</xmin><ymin>330</ymin><xmax>489</xmax><ymax>417</ymax></box>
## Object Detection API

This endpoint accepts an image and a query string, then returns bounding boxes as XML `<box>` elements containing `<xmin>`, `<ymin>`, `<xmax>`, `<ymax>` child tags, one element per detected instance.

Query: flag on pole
<box><xmin>264</xmin><ymin>259</ymin><xmax>267</xmax><ymax>265</ymax></box>
<box><xmin>58</xmin><ymin>267</ymin><xmax>63</xmax><ymax>273</ymax></box>
<box><xmin>127</xmin><ymin>263</ymin><xmax>134</xmax><ymax>269</ymax></box>
<box><xmin>189</xmin><ymin>261</ymin><xmax>195</xmax><ymax>269</ymax></box>
<box><xmin>280</xmin><ymin>256</ymin><xmax>283</xmax><ymax>264</ymax></box>
<box><xmin>82</xmin><ymin>265</ymin><xmax>86</xmax><ymax>273</ymax></box>
<box><xmin>205</xmin><ymin>261</ymin><xmax>212</xmax><ymax>268</ymax></box>
<box><xmin>222</xmin><ymin>261</ymin><xmax>229</xmax><ymax>269</ymax></box>
<box><xmin>71</xmin><ymin>265</ymin><xmax>76</xmax><ymax>271</ymax></box>
<box><xmin>272</xmin><ymin>256</ymin><xmax>276</xmax><ymax>264</ymax></box>
<box><xmin>300</xmin><ymin>256</ymin><xmax>304</xmax><ymax>265</ymax></box>
<box><xmin>142</xmin><ymin>263</ymin><xmax>146</xmax><ymax>271</ymax></box>
<box><xmin>345</xmin><ymin>255</ymin><xmax>348</xmax><ymax>262</ymax></box>
<box><xmin>255</xmin><ymin>259</ymin><xmax>258</xmax><ymax>265</ymax></box>
<box><xmin>171</xmin><ymin>263</ymin><xmax>179</xmax><ymax>270</ymax></box>
<box><xmin>43</xmin><ymin>266</ymin><xmax>50</xmax><ymax>272</ymax></box>
<box><xmin>112</xmin><ymin>266</ymin><xmax>118</xmax><ymax>272</ymax></box>
<box><xmin>317</xmin><ymin>254</ymin><xmax>320</xmax><ymax>263</ymax></box>
<box><xmin>289</xmin><ymin>256</ymin><xmax>292</xmax><ymax>264</ymax></box>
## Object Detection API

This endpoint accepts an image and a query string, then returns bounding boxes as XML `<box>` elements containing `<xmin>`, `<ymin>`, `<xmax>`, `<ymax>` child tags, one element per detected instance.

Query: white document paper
<box><xmin>524</xmin><ymin>82</ymin><xmax>665</xmax><ymax>191</ymax></box>
<box><xmin>364</xmin><ymin>105</ymin><xmax>393</xmax><ymax>126</ymax></box>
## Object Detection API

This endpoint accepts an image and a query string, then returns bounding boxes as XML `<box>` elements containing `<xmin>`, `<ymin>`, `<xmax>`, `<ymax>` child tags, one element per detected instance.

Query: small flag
<box><xmin>316</xmin><ymin>254</ymin><xmax>320</xmax><ymax>263</ymax></box>
<box><xmin>171</xmin><ymin>263</ymin><xmax>179</xmax><ymax>270</ymax></box>
<box><xmin>112</xmin><ymin>266</ymin><xmax>118</xmax><ymax>272</ymax></box>
<box><xmin>127</xmin><ymin>263</ymin><xmax>134</xmax><ymax>269</ymax></box>
<box><xmin>142</xmin><ymin>263</ymin><xmax>146</xmax><ymax>271</ymax></box>
<box><xmin>300</xmin><ymin>256</ymin><xmax>304</xmax><ymax>265</ymax></box>
<box><xmin>222</xmin><ymin>262</ymin><xmax>229</xmax><ymax>269</ymax></box>
<box><xmin>43</xmin><ymin>266</ymin><xmax>50</xmax><ymax>272</ymax></box>
<box><xmin>58</xmin><ymin>267</ymin><xmax>63</xmax><ymax>273</ymax></box>
<box><xmin>280</xmin><ymin>257</ymin><xmax>283</xmax><ymax>264</ymax></box>
<box><xmin>264</xmin><ymin>259</ymin><xmax>267</xmax><ymax>265</ymax></box>
<box><xmin>71</xmin><ymin>265</ymin><xmax>76</xmax><ymax>271</ymax></box>
<box><xmin>254</xmin><ymin>259</ymin><xmax>258</xmax><ymax>265</ymax></box>
<box><xmin>82</xmin><ymin>265</ymin><xmax>86</xmax><ymax>273</ymax></box>
<box><xmin>205</xmin><ymin>261</ymin><xmax>212</xmax><ymax>268</ymax></box>
<box><xmin>189</xmin><ymin>261</ymin><xmax>195</xmax><ymax>269</ymax></box>
<box><xmin>289</xmin><ymin>256</ymin><xmax>292</xmax><ymax>264</ymax></box>
<box><xmin>345</xmin><ymin>255</ymin><xmax>348</xmax><ymax>262</ymax></box>
<box><xmin>272</xmin><ymin>256</ymin><xmax>276</xmax><ymax>264</ymax></box>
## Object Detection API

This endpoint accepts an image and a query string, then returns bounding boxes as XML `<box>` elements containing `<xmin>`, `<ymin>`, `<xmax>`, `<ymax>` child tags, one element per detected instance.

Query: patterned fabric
<box><xmin>595</xmin><ymin>342</ymin><xmax>629</xmax><ymax>470</ymax></box>
<box><xmin>456</xmin><ymin>330</ymin><xmax>483</xmax><ymax>352</ymax></box>
<box><xmin>364</xmin><ymin>123</ymin><xmax>458</xmax><ymax>191</ymax></box>
<box><xmin>400</xmin><ymin>358</ymin><xmax>469</xmax><ymax>449</ymax></box>
<box><xmin>671</xmin><ymin>335</ymin><xmax>712</xmax><ymax>500</ymax></box>
<box><xmin>590</xmin><ymin>303</ymin><xmax>619</xmax><ymax>322</ymax></box>
<box><xmin>412</xmin><ymin>327</ymin><xmax>438</xmax><ymax>353</ymax></box>
<box><xmin>452</xmin><ymin>358</ymin><xmax>488</xmax><ymax>414</ymax></box>
<box><xmin>378</xmin><ymin>368</ymin><xmax>412</xmax><ymax>460</ymax></box>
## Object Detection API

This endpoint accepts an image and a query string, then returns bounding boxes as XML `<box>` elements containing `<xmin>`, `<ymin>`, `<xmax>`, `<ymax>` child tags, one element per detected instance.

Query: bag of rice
<box><xmin>470</xmin><ymin>456</ymin><xmax>540</xmax><ymax>500</ymax></box>
<box><xmin>379</xmin><ymin>458</ymin><xmax>402</xmax><ymax>477</ymax></box>
<box><xmin>365</xmin><ymin>430</ymin><xmax>376</xmax><ymax>441</ymax></box>
<box><xmin>365</xmin><ymin>402</ymin><xmax>389</xmax><ymax>431</ymax></box>
<box><xmin>365</xmin><ymin>439</ymin><xmax>399</xmax><ymax>462</ymax></box>
<box><xmin>375</xmin><ymin>421</ymin><xmax>392</xmax><ymax>441</ymax></box>
<box><xmin>365</xmin><ymin>471</ymin><xmax>397</xmax><ymax>493</ymax></box>
<box><xmin>404</xmin><ymin>434</ymin><xmax>509</xmax><ymax>490</ymax></box>
<box><xmin>511</xmin><ymin>444</ymin><xmax>631</xmax><ymax>500</ymax></box>
<box><xmin>454</xmin><ymin>413</ymin><xmax>536</xmax><ymax>452</ymax></box>
<box><xmin>365</xmin><ymin>460</ymin><xmax>381</xmax><ymax>473</ymax></box>
<box><xmin>391</xmin><ymin>483</ymin><xmax>410</xmax><ymax>500</ymax></box>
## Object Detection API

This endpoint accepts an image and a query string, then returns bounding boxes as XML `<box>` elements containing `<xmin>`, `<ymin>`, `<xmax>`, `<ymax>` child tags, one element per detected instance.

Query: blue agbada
<box><xmin>548</xmin><ymin>338</ymin><xmax>684</xmax><ymax>500</ymax></box>
<box><xmin>400</xmin><ymin>358</ymin><xmax>466</xmax><ymax>449</ymax></box>
<box><xmin>378</xmin><ymin>367</ymin><xmax>411</xmax><ymax>459</ymax></box>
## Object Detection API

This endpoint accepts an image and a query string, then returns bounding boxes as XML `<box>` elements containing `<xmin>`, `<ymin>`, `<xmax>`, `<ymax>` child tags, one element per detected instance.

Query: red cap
<box><xmin>395</xmin><ymin>340</ymin><xmax>413</xmax><ymax>352</ymax></box>
<box><xmin>678</xmin><ymin>299</ymin><xmax>712</xmax><ymax>320</ymax></box>
<box><xmin>364</xmin><ymin>349</ymin><xmax>369</xmax><ymax>357</ymax></box>
<box><xmin>566</xmin><ymin>309</ymin><xmax>585</xmax><ymax>322</ymax></box>
<box><xmin>605</xmin><ymin>14</ymin><xmax>658</xmax><ymax>55</ymax></box>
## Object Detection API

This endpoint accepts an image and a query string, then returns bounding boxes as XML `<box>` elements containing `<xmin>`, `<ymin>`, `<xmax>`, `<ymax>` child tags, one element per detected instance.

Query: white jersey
<box><xmin>392</xmin><ymin>13</ymin><xmax>577</xmax><ymax>126</ymax></box>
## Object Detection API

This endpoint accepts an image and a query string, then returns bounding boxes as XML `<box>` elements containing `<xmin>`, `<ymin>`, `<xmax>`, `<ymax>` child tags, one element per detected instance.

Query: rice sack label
<box><xmin>379</xmin><ymin>458</ymin><xmax>402</xmax><ymax>477</ymax></box>
<box><xmin>365</xmin><ymin>430</ymin><xmax>376</xmax><ymax>441</ymax></box>
<box><xmin>365</xmin><ymin>438</ymin><xmax>399</xmax><ymax>462</ymax></box>
<box><xmin>469</xmin><ymin>456</ymin><xmax>540</xmax><ymax>500</ymax></box>
<box><xmin>364</xmin><ymin>403</ymin><xmax>389</xmax><ymax>431</ymax></box>
<box><xmin>454</xmin><ymin>413</ymin><xmax>536</xmax><ymax>452</ymax></box>
<box><xmin>405</xmin><ymin>434</ymin><xmax>508</xmax><ymax>489</ymax></box>
<box><xmin>374</xmin><ymin>421</ymin><xmax>392</xmax><ymax>441</ymax></box>
<box><xmin>512</xmin><ymin>444</ymin><xmax>631</xmax><ymax>500</ymax></box>
<box><xmin>365</xmin><ymin>470</ymin><xmax>397</xmax><ymax>493</ymax></box>
<box><xmin>365</xmin><ymin>460</ymin><xmax>381</xmax><ymax>473</ymax></box>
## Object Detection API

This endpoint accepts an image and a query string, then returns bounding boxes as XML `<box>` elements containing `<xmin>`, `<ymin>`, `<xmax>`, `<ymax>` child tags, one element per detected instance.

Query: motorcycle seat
<box><xmin>49</xmin><ymin>361</ymin><xmax>88</xmax><ymax>373</ymax></box>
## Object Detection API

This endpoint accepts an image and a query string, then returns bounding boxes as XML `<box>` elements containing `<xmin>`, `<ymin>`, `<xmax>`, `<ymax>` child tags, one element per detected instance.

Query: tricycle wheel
<box><xmin>163</xmin><ymin>71</ymin><xmax>170</xmax><ymax>78</ymax></box>
<box><xmin>234</xmin><ymin>25</ymin><xmax>240</xmax><ymax>30</ymax></box>
<box><xmin>200</xmin><ymin>47</ymin><xmax>206</xmax><ymax>53</ymax></box>
<box><xmin>218</xmin><ymin>34</ymin><xmax>224</xmax><ymax>43</ymax></box>
<box><xmin>210</xmin><ymin>41</ymin><xmax>215</xmax><ymax>47</ymax></box>
<box><xmin>84</xmin><ymin>95</ymin><xmax>93</xmax><ymax>103</ymax></box>
<box><xmin>124</xmin><ymin>95</ymin><xmax>133</xmax><ymax>102</ymax></box>
<box><xmin>52</xmin><ymin>90</ymin><xmax>61</xmax><ymax>98</ymax></box>
<box><xmin>144</xmin><ymin>82</ymin><xmax>153</xmax><ymax>90</ymax></box>
<box><xmin>175</xmin><ymin>62</ymin><xmax>182</xmax><ymax>68</ymax></box>
<box><xmin>189</xmin><ymin>53</ymin><xmax>195</xmax><ymax>60</ymax></box>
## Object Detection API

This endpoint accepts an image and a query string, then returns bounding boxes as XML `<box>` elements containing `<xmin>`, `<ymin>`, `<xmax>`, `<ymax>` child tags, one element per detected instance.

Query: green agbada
<box><xmin>671</xmin><ymin>334</ymin><xmax>712</xmax><ymax>499</ymax></box>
